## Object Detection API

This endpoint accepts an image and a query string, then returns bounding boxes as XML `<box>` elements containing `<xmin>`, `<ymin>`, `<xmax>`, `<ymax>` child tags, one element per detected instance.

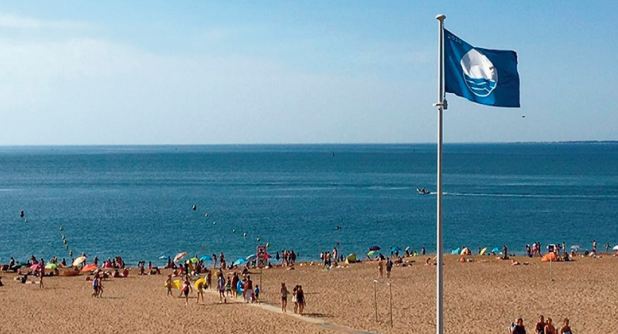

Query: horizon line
<box><xmin>0</xmin><ymin>140</ymin><xmax>616</xmax><ymax>147</ymax></box>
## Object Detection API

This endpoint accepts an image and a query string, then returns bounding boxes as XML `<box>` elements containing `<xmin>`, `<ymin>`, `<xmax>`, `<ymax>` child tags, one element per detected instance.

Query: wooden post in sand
<box><xmin>373</xmin><ymin>279</ymin><xmax>378</xmax><ymax>322</ymax></box>
<box><xmin>388</xmin><ymin>282</ymin><xmax>393</xmax><ymax>327</ymax></box>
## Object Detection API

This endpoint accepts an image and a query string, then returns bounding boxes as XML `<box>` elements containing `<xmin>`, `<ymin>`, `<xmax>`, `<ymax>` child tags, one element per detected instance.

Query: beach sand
<box><xmin>1</xmin><ymin>255</ymin><xmax>616</xmax><ymax>333</ymax></box>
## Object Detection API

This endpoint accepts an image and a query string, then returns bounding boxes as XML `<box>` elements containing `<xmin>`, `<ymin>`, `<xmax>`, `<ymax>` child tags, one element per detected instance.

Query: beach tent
<box><xmin>233</xmin><ymin>258</ymin><xmax>246</xmax><ymax>266</ymax></box>
<box><xmin>345</xmin><ymin>253</ymin><xmax>357</xmax><ymax>263</ymax></box>
<box><xmin>450</xmin><ymin>248</ymin><xmax>460</xmax><ymax>255</ymax></box>
<box><xmin>174</xmin><ymin>252</ymin><xmax>187</xmax><ymax>263</ymax></box>
<box><xmin>81</xmin><ymin>264</ymin><xmax>98</xmax><ymax>272</ymax></box>
<box><xmin>367</xmin><ymin>250</ymin><xmax>380</xmax><ymax>258</ymax></box>
<box><xmin>73</xmin><ymin>256</ymin><xmax>87</xmax><ymax>267</ymax></box>
<box><xmin>541</xmin><ymin>252</ymin><xmax>557</xmax><ymax>262</ymax></box>
<box><xmin>45</xmin><ymin>263</ymin><xmax>57</xmax><ymax>270</ymax></box>
<box><xmin>479</xmin><ymin>247</ymin><xmax>487</xmax><ymax>256</ymax></box>
<box><xmin>491</xmin><ymin>247</ymin><xmax>500</xmax><ymax>254</ymax></box>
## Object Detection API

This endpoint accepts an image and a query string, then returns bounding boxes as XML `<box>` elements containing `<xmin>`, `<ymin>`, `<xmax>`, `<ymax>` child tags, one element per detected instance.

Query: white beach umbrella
<box><xmin>72</xmin><ymin>256</ymin><xmax>87</xmax><ymax>267</ymax></box>
<box><xmin>612</xmin><ymin>245</ymin><xmax>618</xmax><ymax>251</ymax></box>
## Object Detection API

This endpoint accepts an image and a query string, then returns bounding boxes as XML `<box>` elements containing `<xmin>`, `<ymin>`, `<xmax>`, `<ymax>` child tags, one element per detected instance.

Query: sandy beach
<box><xmin>1</xmin><ymin>255</ymin><xmax>617</xmax><ymax>333</ymax></box>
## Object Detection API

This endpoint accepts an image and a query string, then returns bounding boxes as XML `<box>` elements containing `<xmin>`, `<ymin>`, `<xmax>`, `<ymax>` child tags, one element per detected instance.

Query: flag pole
<box><xmin>434</xmin><ymin>13</ymin><xmax>446</xmax><ymax>334</ymax></box>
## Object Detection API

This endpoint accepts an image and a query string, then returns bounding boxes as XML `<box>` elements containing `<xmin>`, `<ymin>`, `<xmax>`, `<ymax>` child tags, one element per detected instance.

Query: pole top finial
<box><xmin>435</xmin><ymin>14</ymin><xmax>446</xmax><ymax>21</ymax></box>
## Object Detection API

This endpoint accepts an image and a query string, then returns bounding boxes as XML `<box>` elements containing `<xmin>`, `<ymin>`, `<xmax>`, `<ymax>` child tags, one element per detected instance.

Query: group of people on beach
<box><xmin>510</xmin><ymin>315</ymin><xmax>572</xmax><ymax>334</ymax></box>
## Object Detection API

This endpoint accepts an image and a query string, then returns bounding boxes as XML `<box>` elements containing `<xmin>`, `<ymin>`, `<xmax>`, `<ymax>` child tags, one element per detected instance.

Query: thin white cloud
<box><xmin>0</xmin><ymin>13</ymin><xmax>89</xmax><ymax>30</ymax></box>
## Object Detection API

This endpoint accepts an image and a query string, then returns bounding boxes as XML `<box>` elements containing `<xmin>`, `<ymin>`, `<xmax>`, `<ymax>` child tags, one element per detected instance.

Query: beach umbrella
<box><xmin>233</xmin><ymin>258</ymin><xmax>246</xmax><ymax>266</ymax></box>
<box><xmin>190</xmin><ymin>257</ymin><xmax>199</xmax><ymax>264</ymax></box>
<box><xmin>390</xmin><ymin>246</ymin><xmax>402</xmax><ymax>253</ymax></box>
<box><xmin>480</xmin><ymin>247</ymin><xmax>488</xmax><ymax>256</ymax></box>
<box><xmin>45</xmin><ymin>263</ymin><xmax>57</xmax><ymax>270</ymax></box>
<box><xmin>367</xmin><ymin>250</ymin><xmax>379</xmax><ymax>258</ymax></box>
<box><xmin>613</xmin><ymin>245</ymin><xmax>618</xmax><ymax>251</ymax></box>
<box><xmin>81</xmin><ymin>263</ymin><xmax>97</xmax><ymax>272</ymax></box>
<box><xmin>73</xmin><ymin>256</ymin><xmax>87</xmax><ymax>267</ymax></box>
<box><xmin>30</xmin><ymin>264</ymin><xmax>40</xmax><ymax>271</ymax></box>
<box><xmin>404</xmin><ymin>246</ymin><xmax>411</xmax><ymax>251</ymax></box>
<box><xmin>158</xmin><ymin>255</ymin><xmax>167</xmax><ymax>260</ymax></box>
<box><xmin>174</xmin><ymin>252</ymin><xmax>187</xmax><ymax>263</ymax></box>
<box><xmin>199</xmin><ymin>255</ymin><xmax>210</xmax><ymax>262</ymax></box>
<box><xmin>570</xmin><ymin>245</ymin><xmax>580</xmax><ymax>250</ymax></box>
<box><xmin>246</xmin><ymin>254</ymin><xmax>257</xmax><ymax>261</ymax></box>
<box><xmin>451</xmin><ymin>248</ymin><xmax>460</xmax><ymax>255</ymax></box>
<box><xmin>460</xmin><ymin>247</ymin><xmax>470</xmax><ymax>255</ymax></box>
<box><xmin>491</xmin><ymin>247</ymin><xmax>500</xmax><ymax>254</ymax></box>
<box><xmin>368</xmin><ymin>245</ymin><xmax>381</xmax><ymax>251</ymax></box>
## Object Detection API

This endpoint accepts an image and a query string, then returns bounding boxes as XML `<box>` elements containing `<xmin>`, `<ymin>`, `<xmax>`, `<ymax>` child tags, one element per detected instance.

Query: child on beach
<box><xmin>181</xmin><ymin>278</ymin><xmax>192</xmax><ymax>306</ymax></box>
<box><xmin>217</xmin><ymin>274</ymin><xmax>226</xmax><ymax>303</ymax></box>
<box><xmin>280</xmin><ymin>282</ymin><xmax>289</xmax><ymax>312</ymax></box>
<box><xmin>254</xmin><ymin>284</ymin><xmax>260</xmax><ymax>303</ymax></box>
<box><xmin>225</xmin><ymin>276</ymin><xmax>232</xmax><ymax>297</ymax></box>
<box><xmin>165</xmin><ymin>275</ymin><xmax>173</xmax><ymax>296</ymax></box>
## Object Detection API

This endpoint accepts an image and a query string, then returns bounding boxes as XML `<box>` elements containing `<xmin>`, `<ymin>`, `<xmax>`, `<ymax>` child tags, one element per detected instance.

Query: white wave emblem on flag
<box><xmin>460</xmin><ymin>49</ymin><xmax>498</xmax><ymax>97</ymax></box>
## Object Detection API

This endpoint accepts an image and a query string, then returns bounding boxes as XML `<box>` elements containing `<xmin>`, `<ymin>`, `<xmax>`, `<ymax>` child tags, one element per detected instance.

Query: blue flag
<box><xmin>444</xmin><ymin>29</ymin><xmax>520</xmax><ymax>108</ymax></box>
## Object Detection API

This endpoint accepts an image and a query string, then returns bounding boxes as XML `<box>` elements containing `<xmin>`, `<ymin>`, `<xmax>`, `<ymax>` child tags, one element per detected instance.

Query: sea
<box><xmin>0</xmin><ymin>143</ymin><xmax>617</xmax><ymax>265</ymax></box>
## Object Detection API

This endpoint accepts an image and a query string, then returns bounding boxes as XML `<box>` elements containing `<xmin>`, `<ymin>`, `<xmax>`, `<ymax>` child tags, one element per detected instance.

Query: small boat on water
<box><xmin>416</xmin><ymin>188</ymin><xmax>431</xmax><ymax>195</ymax></box>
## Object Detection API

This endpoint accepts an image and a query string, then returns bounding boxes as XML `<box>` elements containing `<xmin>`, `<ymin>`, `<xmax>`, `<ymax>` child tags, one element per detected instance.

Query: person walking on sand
<box><xmin>165</xmin><ymin>275</ymin><xmax>173</xmax><ymax>296</ymax></box>
<box><xmin>386</xmin><ymin>257</ymin><xmax>393</xmax><ymax>278</ymax></box>
<box><xmin>217</xmin><ymin>274</ymin><xmax>227</xmax><ymax>303</ymax></box>
<box><xmin>280</xmin><ymin>282</ymin><xmax>289</xmax><ymax>312</ymax></box>
<box><xmin>181</xmin><ymin>277</ymin><xmax>192</xmax><ymax>306</ymax></box>
<box><xmin>559</xmin><ymin>318</ymin><xmax>572</xmax><ymax>334</ymax></box>
<box><xmin>39</xmin><ymin>259</ymin><xmax>45</xmax><ymax>289</ymax></box>
<box><xmin>296</xmin><ymin>285</ymin><xmax>305</xmax><ymax>315</ymax></box>
<box><xmin>544</xmin><ymin>317</ymin><xmax>557</xmax><ymax>334</ymax></box>
<box><xmin>535</xmin><ymin>315</ymin><xmax>545</xmax><ymax>334</ymax></box>
<box><xmin>510</xmin><ymin>318</ymin><xmax>526</xmax><ymax>334</ymax></box>
<box><xmin>378</xmin><ymin>258</ymin><xmax>384</xmax><ymax>278</ymax></box>
<box><xmin>292</xmin><ymin>285</ymin><xmax>299</xmax><ymax>313</ymax></box>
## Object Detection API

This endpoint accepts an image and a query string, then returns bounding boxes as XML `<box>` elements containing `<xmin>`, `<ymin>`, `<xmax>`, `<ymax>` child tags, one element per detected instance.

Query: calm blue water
<box><xmin>0</xmin><ymin>143</ymin><xmax>617</xmax><ymax>264</ymax></box>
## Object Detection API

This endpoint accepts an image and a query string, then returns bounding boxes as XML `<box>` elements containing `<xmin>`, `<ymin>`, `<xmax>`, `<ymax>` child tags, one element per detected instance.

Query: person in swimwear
<box><xmin>558</xmin><ymin>318</ymin><xmax>572</xmax><ymax>334</ymax></box>
<box><xmin>181</xmin><ymin>277</ymin><xmax>192</xmax><ymax>306</ymax></box>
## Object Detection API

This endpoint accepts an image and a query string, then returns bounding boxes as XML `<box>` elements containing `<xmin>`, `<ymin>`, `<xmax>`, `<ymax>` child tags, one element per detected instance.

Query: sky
<box><xmin>0</xmin><ymin>1</ymin><xmax>617</xmax><ymax>145</ymax></box>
